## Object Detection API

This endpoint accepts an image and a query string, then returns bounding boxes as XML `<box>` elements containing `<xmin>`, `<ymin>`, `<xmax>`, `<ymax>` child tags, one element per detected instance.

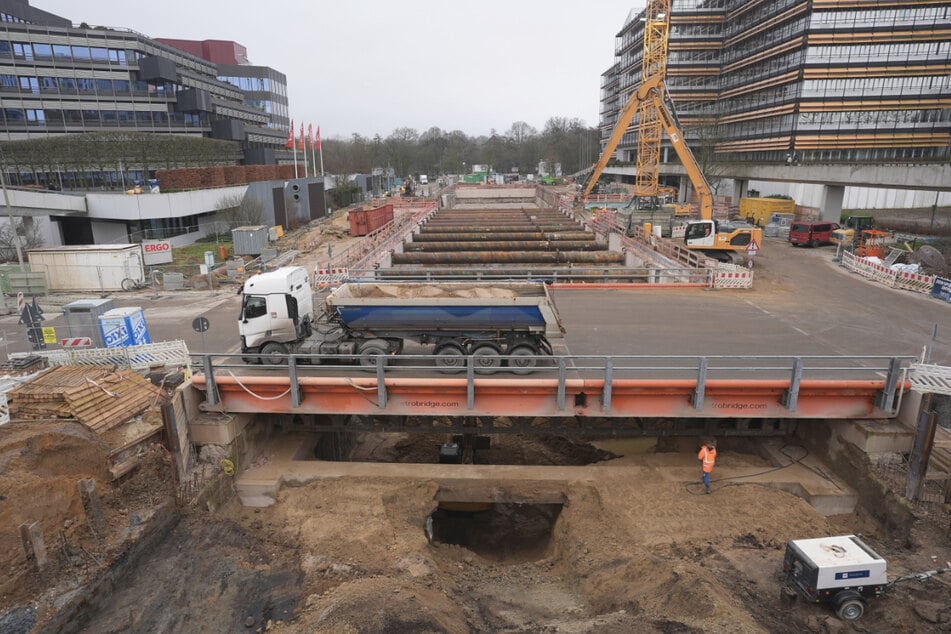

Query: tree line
<box><xmin>323</xmin><ymin>118</ymin><xmax>600</xmax><ymax>178</ymax></box>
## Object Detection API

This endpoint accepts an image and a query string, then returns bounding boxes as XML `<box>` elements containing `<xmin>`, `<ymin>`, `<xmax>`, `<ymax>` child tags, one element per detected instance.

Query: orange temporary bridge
<box><xmin>192</xmin><ymin>354</ymin><xmax>914</xmax><ymax>427</ymax></box>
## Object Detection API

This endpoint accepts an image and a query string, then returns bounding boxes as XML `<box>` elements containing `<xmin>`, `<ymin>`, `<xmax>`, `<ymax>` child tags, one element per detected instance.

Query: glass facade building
<box><xmin>0</xmin><ymin>0</ymin><xmax>288</xmax><ymax>163</ymax></box>
<box><xmin>600</xmin><ymin>1</ymin><xmax>951</xmax><ymax>168</ymax></box>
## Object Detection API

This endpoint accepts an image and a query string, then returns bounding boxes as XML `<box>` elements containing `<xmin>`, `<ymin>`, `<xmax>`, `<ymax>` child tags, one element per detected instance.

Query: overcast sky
<box><xmin>35</xmin><ymin>0</ymin><xmax>643</xmax><ymax>140</ymax></box>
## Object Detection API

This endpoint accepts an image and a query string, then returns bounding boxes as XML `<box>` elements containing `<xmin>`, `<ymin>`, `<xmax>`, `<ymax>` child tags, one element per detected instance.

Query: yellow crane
<box><xmin>582</xmin><ymin>1</ymin><xmax>761</xmax><ymax>258</ymax></box>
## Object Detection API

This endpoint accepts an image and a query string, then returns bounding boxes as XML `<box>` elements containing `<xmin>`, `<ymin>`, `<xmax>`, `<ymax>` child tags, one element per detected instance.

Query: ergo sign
<box><xmin>142</xmin><ymin>239</ymin><xmax>174</xmax><ymax>264</ymax></box>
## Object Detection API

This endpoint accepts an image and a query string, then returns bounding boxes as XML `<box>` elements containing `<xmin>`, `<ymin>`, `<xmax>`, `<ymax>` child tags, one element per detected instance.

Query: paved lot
<box><xmin>1</xmin><ymin>237</ymin><xmax>948</xmax><ymax>364</ymax></box>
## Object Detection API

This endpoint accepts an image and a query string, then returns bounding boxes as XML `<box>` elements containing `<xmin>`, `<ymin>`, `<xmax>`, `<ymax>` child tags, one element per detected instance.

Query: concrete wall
<box><xmin>748</xmin><ymin>181</ymin><xmax>951</xmax><ymax>211</ymax></box>
<box><xmin>91</xmin><ymin>221</ymin><xmax>129</xmax><ymax>245</ymax></box>
<box><xmin>85</xmin><ymin>186</ymin><xmax>248</xmax><ymax>222</ymax></box>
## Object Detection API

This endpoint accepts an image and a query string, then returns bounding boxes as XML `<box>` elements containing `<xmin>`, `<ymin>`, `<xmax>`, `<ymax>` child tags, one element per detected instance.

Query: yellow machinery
<box><xmin>582</xmin><ymin>0</ymin><xmax>761</xmax><ymax>257</ymax></box>
<box><xmin>738</xmin><ymin>197</ymin><xmax>796</xmax><ymax>226</ymax></box>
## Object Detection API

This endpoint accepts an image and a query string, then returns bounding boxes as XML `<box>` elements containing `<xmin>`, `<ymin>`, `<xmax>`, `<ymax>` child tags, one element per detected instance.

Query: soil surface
<box><xmin>2</xmin><ymin>200</ymin><xmax>950</xmax><ymax>632</ymax></box>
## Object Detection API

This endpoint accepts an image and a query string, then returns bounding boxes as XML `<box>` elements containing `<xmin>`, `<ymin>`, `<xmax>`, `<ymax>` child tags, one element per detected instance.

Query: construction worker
<box><xmin>698</xmin><ymin>440</ymin><xmax>717</xmax><ymax>494</ymax></box>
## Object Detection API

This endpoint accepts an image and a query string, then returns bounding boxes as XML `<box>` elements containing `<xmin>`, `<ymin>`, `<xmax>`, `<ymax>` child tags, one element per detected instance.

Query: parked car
<box><xmin>789</xmin><ymin>221</ymin><xmax>841</xmax><ymax>247</ymax></box>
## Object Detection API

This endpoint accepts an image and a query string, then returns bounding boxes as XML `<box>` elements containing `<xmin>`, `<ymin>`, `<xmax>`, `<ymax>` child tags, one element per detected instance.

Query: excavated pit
<box><xmin>427</xmin><ymin>503</ymin><xmax>563</xmax><ymax>563</ymax></box>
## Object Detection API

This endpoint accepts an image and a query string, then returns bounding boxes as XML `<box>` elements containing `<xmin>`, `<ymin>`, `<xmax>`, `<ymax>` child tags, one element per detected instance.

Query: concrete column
<box><xmin>732</xmin><ymin>179</ymin><xmax>748</xmax><ymax>203</ymax></box>
<box><xmin>820</xmin><ymin>185</ymin><xmax>845</xmax><ymax>222</ymax></box>
<box><xmin>608</xmin><ymin>232</ymin><xmax>622</xmax><ymax>252</ymax></box>
<box><xmin>79</xmin><ymin>479</ymin><xmax>106</xmax><ymax>538</ymax></box>
<box><xmin>19</xmin><ymin>521</ymin><xmax>48</xmax><ymax>572</ymax></box>
<box><xmin>678</xmin><ymin>176</ymin><xmax>689</xmax><ymax>203</ymax></box>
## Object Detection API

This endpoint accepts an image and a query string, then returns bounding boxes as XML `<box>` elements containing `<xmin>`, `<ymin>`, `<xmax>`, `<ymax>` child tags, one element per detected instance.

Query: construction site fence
<box><xmin>329</xmin><ymin>266</ymin><xmax>713</xmax><ymax>286</ymax></box>
<box><xmin>9</xmin><ymin>340</ymin><xmax>191</xmax><ymax>372</ymax></box>
<box><xmin>194</xmin><ymin>352</ymin><xmax>914</xmax><ymax>416</ymax></box>
<box><xmin>319</xmin><ymin>203</ymin><xmax>439</xmax><ymax>272</ymax></box>
<box><xmin>840</xmin><ymin>250</ymin><xmax>936</xmax><ymax>295</ymax></box>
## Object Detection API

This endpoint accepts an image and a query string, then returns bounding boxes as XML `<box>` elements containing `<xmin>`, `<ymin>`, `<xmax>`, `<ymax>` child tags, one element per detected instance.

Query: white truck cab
<box><xmin>239</xmin><ymin>267</ymin><xmax>314</xmax><ymax>357</ymax></box>
<box><xmin>419</xmin><ymin>174</ymin><xmax>428</xmax><ymax>185</ymax></box>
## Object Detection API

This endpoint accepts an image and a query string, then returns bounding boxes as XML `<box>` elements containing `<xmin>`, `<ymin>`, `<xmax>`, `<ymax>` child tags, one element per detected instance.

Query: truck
<box><xmin>239</xmin><ymin>267</ymin><xmax>564</xmax><ymax>374</ymax></box>
<box><xmin>784</xmin><ymin>534</ymin><xmax>950</xmax><ymax>621</ymax></box>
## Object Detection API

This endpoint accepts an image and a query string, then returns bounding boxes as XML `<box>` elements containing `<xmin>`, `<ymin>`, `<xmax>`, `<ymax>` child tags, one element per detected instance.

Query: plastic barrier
<box><xmin>315</xmin><ymin>267</ymin><xmax>349</xmax><ymax>289</ymax></box>
<box><xmin>841</xmin><ymin>251</ymin><xmax>936</xmax><ymax>295</ymax></box>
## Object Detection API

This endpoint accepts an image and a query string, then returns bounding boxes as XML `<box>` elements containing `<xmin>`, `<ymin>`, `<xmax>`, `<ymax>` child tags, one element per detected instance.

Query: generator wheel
<box><xmin>833</xmin><ymin>592</ymin><xmax>865</xmax><ymax>621</ymax></box>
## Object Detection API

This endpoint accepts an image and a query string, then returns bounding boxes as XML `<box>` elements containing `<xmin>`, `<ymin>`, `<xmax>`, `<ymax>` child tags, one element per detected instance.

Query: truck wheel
<box><xmin>833</xmin><ymin>592</ymin><xmax>865</xmax><ymax>621</ymax></box>
<box><xmin>358</xmin><ymin>340</ymin><xmax>389</xmax><ymax>369</ymax></box>
<box><xmin>472</xmin><ymin>344</ymin><xmax>501</xmax><ymax>375</ymax></box>
<box><xmin>435</xmin><ymin>343</ymin><xmax>465</xmax><ymax>374</ymax></box>
<box><xmin>260</xmin><ymin>342</ymin><xmax>288</xmax><ymax>365</ymax></box>
<box><xmin>808</xmin><ymin>239</ymin><xmax>818</xmax><ymax>248</ymax></box>
<box><xmin>508</xmin><ymin>345</ymin><xmax>537</xmax><ymax>375</ymax></box>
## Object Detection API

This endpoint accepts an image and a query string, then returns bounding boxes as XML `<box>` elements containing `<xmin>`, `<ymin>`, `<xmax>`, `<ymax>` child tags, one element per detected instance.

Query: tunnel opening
<box><xmin>426</xmin><ymin>503</ymin><xmax>563</xmax><ymax>563</ymax></box>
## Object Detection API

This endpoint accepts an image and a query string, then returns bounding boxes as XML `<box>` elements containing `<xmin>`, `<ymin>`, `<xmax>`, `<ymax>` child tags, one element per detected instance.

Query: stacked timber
<box><xmin>8</xmin><ymin>364</ymin><xmax>165</xmax><ymax>433</ymax></box>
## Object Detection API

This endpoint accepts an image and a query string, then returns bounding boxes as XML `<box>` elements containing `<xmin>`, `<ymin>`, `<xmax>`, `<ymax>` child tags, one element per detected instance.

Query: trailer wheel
<box><xmin>435</xmin><ymin>343</ymin><xmax>466</xmax><ymax>374</ymax></box>
<box><xmin>260</xmin><ymin>342</ymin><xmax>288</xmax><ymax>365</ymax></box>
<box><xmin>508</xmin><ymin>344</ymin><xmax>537</xmax><ymax>375</ymax></box>
<box><xmin>833</xmin><ymin>592</ymin><xmax>865</xmax><ymax>621</ymax></box>
<box><xmin>471</xmin><ymin>344</ymin><xmax>502</xmax><ymax>375</ymax></box>
<box><xmin>358</xmin><ymin>340</ymin><xmax>389</xmax><ymax>369</ymax></box>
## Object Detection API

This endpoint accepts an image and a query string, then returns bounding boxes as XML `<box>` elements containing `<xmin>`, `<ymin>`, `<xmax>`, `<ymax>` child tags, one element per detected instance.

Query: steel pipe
<box><xmin>392</xmin><ymin>251</ymin><xmax>626</xmax><ymax>264</ymax></box>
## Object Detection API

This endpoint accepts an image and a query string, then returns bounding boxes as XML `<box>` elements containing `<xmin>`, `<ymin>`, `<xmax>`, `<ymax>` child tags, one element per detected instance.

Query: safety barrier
<box><xmin>10</xmin><ymin>340</ymin><xmax>191</xmax><ymax>372</ymax></box>
<box><xmin>712</xmin><ymin>264</ymin><xmax>754</xmax><ymax>289</ymax></box>
<box><xmin>315</xmin><ymin>267</ymin><xmax>349</xmax><ymax>289</ymax></box>
<box><xmin>841</xmin><ymin>251</ymin><xmax>936</xmax><ymax>295</ymax></box>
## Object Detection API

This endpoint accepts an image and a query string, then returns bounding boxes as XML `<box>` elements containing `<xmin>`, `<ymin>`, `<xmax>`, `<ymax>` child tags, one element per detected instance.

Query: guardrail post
<box><xmin>466</xmin><ymin>357</ymin><xmax>475</xmax><ymax>410</ymax></box>
<box><xmin>376</xmin><ymin>356</ymin><xmax>387</xmax><ymax>408</ymax></box>
<box><xmin>288</xmin><ymin>356</ymin><xmax>301</xmax><ymax>409</ymax></box>
<box><xmin>877</xmin><ymin>357</ymin><xmax>903</xmax><ymax>411</ymax></box>
<box><xmin>602</xmin><ymin>358</ymin><xmax>613</xmax><ymax>413</ymax></box>
<box><xmin>557</xmin><ymin>358</ymin><xmax>567</xmax><ymax>412</ymax></box>
<box><xmin>202</xmin><ymin>355</ymin><xmax>218</xmax><ymax>406</ymax></box>
<box><xmin>692</xmin><ymin>357</ymin><xmax>708</xmax><ymax>410</ymax></box>
<box><xmin>782</xmin><ymin>357</ymin><xmax>803</xmax><ymax>412</ymax></box>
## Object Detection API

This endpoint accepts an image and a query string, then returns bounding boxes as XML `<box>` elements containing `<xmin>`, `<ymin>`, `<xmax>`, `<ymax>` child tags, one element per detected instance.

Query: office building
<box><xmin>601</xmin><ymin>1</ymin><xmax>951</xmax><ymax>171</ymax></box>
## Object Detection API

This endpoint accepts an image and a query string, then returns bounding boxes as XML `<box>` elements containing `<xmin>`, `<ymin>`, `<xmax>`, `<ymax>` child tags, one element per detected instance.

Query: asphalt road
<box><xmin>1</xmin><ymin>237</ymin><xmax>948</xmax><ymax>365</ymax></box>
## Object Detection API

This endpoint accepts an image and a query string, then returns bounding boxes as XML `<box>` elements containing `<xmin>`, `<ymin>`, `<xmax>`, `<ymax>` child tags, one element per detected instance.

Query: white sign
<box><xmin>142</xmin><ymin>240</ymin><xmax>174</xmax><ymax>265</ymax></box>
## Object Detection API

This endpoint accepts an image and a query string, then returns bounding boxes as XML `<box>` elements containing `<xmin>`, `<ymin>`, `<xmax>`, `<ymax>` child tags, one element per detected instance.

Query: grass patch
<box><xmin>172</xmin><ymin>240</ymin><xmax>233</xmax><ymax>265</ymax></box>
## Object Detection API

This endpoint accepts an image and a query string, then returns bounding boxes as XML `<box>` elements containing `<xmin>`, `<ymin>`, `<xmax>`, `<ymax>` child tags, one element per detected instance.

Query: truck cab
<box><xmin>239</xmin><ymin>267</ymin><xmax>314</xmax><ymax>360</ymax></box>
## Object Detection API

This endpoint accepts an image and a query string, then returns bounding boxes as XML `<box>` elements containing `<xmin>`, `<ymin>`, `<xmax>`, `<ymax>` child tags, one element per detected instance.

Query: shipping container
<box><xmin>738</xmin><ymin>197</ymin><xmax>796</xmax><ymax>226</ymax></box>
<box><xmin>349</xmin><ymin>204</ymin><xmax>394</xmax><ymax>236</ymax></box>
<box><xmin>99</xmin><ymin>306</ymin><xmax>151</xmax><ymax>348</ymax></box>
<box><xmin>27</xmin><ymin>244</ymin><xmax>144</xmax><ymax>292</ymax></box>
<box><xmin>231</xmin><ymin>225</ymin><xmax>270</xmax><ymax>255</ymax></box>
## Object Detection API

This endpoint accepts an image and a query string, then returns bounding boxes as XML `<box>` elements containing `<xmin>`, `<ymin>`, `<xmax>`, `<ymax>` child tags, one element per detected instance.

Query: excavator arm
<box><xmin>582</xmin><ymin>78</ymin><xmax>713</xmax><ymax>222</ymax></box>
<box><xmin>581</xmin><ymin>75</ymin><xmax>663</xmax><ymax>201</ymax></box>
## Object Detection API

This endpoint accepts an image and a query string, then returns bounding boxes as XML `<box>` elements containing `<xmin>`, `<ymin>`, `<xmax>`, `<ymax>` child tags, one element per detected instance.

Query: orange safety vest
<box><xmin>699</xmin><ymin>446</ymin><xmax>717</xmax><ymax>473</ymax></box>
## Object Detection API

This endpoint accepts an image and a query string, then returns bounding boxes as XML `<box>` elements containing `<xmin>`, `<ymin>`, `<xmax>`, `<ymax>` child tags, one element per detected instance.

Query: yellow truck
<box><xmin>738</xmin><ymin>197</ymin><xmax>795</xmax><ymax>226</ymax></box>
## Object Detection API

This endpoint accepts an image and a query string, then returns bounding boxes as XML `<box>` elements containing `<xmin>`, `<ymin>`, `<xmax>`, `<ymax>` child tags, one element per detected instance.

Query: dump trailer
<box><xmin>239</xmin><ymin>267</ymin><xmax>564</xmax><ymax>374</ymax></box>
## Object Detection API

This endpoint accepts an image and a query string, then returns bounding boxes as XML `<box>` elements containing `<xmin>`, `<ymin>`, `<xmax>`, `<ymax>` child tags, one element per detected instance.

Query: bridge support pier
<box><xmin>732</xmin><ymin>179</ymin><xmax>748</xmax><ymax>203</ymax></box>
<box><xmin>819</xmin><ymin>184</ymin><xmax>845</xmax><ymax>222</ymax></box>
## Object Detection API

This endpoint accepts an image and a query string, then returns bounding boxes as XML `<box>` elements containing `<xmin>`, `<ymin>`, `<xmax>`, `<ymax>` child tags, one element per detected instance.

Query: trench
<box><xmin>427</xmin><ymin>503</ymin><xmax>563</xmax><ymax>563</ymax></box>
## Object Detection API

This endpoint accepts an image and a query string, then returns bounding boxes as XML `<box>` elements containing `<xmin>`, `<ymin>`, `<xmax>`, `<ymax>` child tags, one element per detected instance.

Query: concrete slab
<box><xmin>234</xmin><ymin>433</ymin><xmax>857</xmax><ymax>515</ymax></box>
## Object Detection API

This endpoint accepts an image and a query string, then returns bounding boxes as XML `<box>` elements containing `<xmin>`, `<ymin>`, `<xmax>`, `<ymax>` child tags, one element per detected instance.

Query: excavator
<box><xmin>581</xmin><ymin>0</ymin><xmax>760</xmax><ymax>260</ymax></box>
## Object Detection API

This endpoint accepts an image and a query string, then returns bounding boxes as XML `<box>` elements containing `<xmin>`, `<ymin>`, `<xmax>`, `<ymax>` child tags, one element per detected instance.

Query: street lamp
<box><xmin>0</xmin><ymin>147</ymin><xmax>24</xmax><ymax>266</ymax></box>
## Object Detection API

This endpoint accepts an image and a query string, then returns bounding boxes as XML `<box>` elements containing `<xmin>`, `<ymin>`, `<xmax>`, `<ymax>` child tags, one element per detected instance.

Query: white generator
<box><xmin>783</xmin><ymin>535</ymin><xmax>887</xmax><ymax>621</ymax></box>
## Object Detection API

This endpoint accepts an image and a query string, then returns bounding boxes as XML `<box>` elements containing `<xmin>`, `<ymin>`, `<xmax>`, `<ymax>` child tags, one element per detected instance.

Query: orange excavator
<box><xmin>582</xmin><ymin>0</ymin><xmax>761</xmax><ymax>259</ymax></box>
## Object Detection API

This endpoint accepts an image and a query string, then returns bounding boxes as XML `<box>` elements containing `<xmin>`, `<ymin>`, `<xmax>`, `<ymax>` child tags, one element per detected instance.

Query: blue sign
<box><xmin>932</xmin><ymin>277</ymin><xmax>951</xmax><ymax>304</ymax></box>
<box><xmin>834</xmin><ymin>570</ymin><xmax>870</xmax><ymax>581</ymax></box>
<box><xmin>101</xmin><ymin>319</ymin><xmax>131</xmax><ymax>347</ymax></box>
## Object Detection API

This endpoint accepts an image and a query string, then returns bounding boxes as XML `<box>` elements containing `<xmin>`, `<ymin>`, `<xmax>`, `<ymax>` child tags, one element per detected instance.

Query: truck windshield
<box><xmin>241</xmin><ymin>295</ymin><xmax>267</xmax><ymax>320</ymax></box>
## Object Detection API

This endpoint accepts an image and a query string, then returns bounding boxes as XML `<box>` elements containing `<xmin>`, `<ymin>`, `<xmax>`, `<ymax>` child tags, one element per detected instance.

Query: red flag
<box><xmin>315</xmin><ymin>125</ymin><xmax>321</xmax><ymax>150</ymax></box>
<box><xmin>307</xmin><ymin>124</ymin><xmax>314</xmax><ymax>149</ymax></box>
<box><xmin>297</xmin><ymin>122</ymin><xmax>305</xmax><ymax>150</ymax></box>
<box><xmin>284</xmin><ymin>118</ymin><xmax>294</xmax><ymax>149</ymax></box>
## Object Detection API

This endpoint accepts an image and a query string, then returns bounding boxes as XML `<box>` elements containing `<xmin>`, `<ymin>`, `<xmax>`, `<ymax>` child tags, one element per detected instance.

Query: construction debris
<box><xmin>7</xmin><ymin>365</ymin><xmax>166</xmax><ymax>433</ymax></box>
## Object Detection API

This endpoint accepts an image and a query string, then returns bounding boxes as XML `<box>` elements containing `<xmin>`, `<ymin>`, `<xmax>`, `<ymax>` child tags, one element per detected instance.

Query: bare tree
<box><xmin>214</xmin><ymin>193</ymin><xmax>265</xmax><ymax>231</ymax></box>
<box><xmin>0</xmin><ymin>218</ymin><xmax>43</xmax><ymax>262</ymax></box>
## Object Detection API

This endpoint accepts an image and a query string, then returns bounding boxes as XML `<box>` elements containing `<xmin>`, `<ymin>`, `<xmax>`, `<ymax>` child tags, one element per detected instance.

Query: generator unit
<box><xmin>783</xmin><ymin>535</ymin><xmax>887</xmax><ymax>621</ymax></box>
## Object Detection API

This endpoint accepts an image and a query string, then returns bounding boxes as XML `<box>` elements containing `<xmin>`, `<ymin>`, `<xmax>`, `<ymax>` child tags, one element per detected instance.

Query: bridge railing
<box><xmin>193</xmin><ymin>352</ymin><xmax>915</xmax><ymax>415</ymax></box>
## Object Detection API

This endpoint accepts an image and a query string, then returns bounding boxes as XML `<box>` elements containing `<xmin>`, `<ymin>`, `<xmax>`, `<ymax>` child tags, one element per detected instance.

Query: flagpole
<box><xmin>319</xmin><ymin>145</ymin><xmax>324</xmax><ymax>176</ymax></box>
<box><xmin>310</xmin><ymin>137</ymin><xmax>317</xmax><ymax>178</ymax></box>
<box><xmin>302</xmin><ymin>141</ymin><xmax>308</xmax><ymax>178</ymax></box>
<box><xmin>293</xmin><ymin>143</ymin><xmax>298</xmax><ymax>179</ymax></box>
